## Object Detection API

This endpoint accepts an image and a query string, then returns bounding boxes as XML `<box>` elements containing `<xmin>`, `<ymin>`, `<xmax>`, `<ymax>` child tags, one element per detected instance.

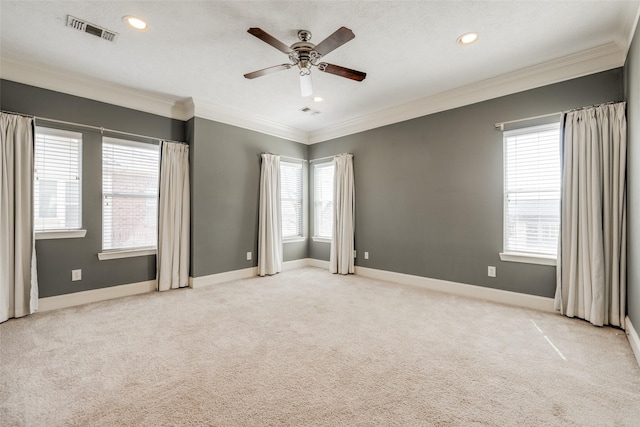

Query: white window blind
<box><xmin>504</xmin><ymin>123</ymin><xmax>560</xmax><ymax>256</ymax></box>
<box><xmin>314</xmin><ymin>162</ymin><xmax>334</xmax><ymax>239</ymax></box>
<box><xmin>102</xmin><ymin>137</ymin><xmax>159</xmax><ymax>251</ymax></box>
<box><xmin>280</xmin><ymin>161</ymin><xmax>303</xmax><ymax>238</ymax></box>
<box><xmin>34</xmin><ymin>127</ymin><xmax>82</xmax><ymax>231</ymax></box>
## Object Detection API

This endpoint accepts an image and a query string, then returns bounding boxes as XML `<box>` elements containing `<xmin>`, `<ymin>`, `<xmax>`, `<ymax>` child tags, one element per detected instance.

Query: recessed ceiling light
<box><xmin>313</xmin><ymin>97</ymin><xmax>324</xmax><ymax>102</ymax></box>
<box><xmin>457</xmin><ymin>32</ymin><xmax>478</xmax><ymax>45</ymax></box>
<box><xmin>123</xmin><ymin>16</ymin><xmax>148</xmax><ymax>31</ymax></box>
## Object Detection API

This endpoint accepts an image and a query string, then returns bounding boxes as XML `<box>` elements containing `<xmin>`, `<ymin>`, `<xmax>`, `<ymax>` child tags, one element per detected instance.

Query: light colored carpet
<box><xmin>1</xmin><ymin>267</ymin><xmax>639</xmax><ymax>426</ymax></box>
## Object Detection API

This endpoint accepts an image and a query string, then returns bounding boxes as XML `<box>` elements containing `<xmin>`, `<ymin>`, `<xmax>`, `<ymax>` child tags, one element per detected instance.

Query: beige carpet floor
<box><xmin>1</xmin><ymin>267</ymin><xmax>639</xmax><ymax>426</ymax></box>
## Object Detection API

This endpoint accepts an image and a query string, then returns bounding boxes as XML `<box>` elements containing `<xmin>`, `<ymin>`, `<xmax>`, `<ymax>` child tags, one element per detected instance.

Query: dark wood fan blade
<box><xmin>247</xmin><ymin>28</ymin><xmax>292</xmax><ymax>54</ymax></box>
<box><xmin>313</xmin><ymin>27</ymin><xmax>355</xmax><ymax>57</ymax></box>
<box><xmin>244</xmin><ymin>64</ymin><xmax>292</xmax><ymax>79</ymax></box>
<box><xmin>317</xmin><ymin>63</ymin><xmax>366</xmax><ymax>81</ymax></box>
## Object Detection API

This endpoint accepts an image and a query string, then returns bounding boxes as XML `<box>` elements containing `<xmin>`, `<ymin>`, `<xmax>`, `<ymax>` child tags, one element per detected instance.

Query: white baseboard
<box><xmin>305</xmin><ymin>258</ymin><xmax>330</xmax><ymax>269</ymax></box>
<box><xmin>189</xmin><ymin>266</ymin><xmax>258</xmax><ymax>289</ymax></box>
<box><xmin>189</xmin><ymin>258</ymin><xmax>330</xmax><ymax>288</ymax></box>
<box><xmin>626</xmin><ymin>316</ymin><xmax>640</xmax><ymax>369</ymax></box>
<box><xmin>36</xmin><ymin>260</ymin><xmax>559</xmax><ymax>319</ymax></box>
<box><xmin>187</xmin><ymin>260</ymin><xmax>554</xmax><ymax>314</ymax></box>
<box><xmin>282</xmin><ymin>258</ymin><xmax>313</xmax><ymax>271</ymax></box>
<box><xmin>38</xmin><ymin>280</ymin><xmax>157</xmax><ymax>312</ymax></box>
<box><xmin>354</xmin><ymin>266</ymin><xmax>555</xmax><ymax>312</ymax></box>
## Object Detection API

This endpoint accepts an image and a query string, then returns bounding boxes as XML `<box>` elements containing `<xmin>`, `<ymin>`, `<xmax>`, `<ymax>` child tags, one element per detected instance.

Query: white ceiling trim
<box><xmin>0</xmin><ymin>54</ymin><xmax>192</xmax><ymax>121</ymax></box>
<box><xmin>0</xmin><ymin>40</ymin><xmax>628</xmax><ymax>146</ymax></box>
<box><xmin>183</xmin><ymin>98</ymin><xmax>308</xmax><ymax>143</ymax></box>
<box><xmin>308</xmin><ymin>42</ymin><xmax>626</xmax><ymax>144</ymax></box>
<box><xmin>622</xmin><ymin>2</ymin><xmax>640</xmax><ymax>59</ymax></box>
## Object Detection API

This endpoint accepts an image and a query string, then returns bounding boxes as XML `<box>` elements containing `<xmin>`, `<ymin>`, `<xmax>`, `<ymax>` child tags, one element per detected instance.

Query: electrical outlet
<box><xmin>364</xmin><ymin>252</ymin><xmax>369</xmax><ymax>260</ymax></box>
<box><xmin>353</xmin><ymin>250</ymin><xmax>357</xmax><ymax>258</ymax></box>
<box><xmin>246</xmin><ymin>252</ymin><xmax>252</xmax><ymax>261</ymax></box>
<box><xmin>71</xmin><ymin>269</ymin><xmax>82</xmax><ymax>281</ymax></box>
<box><xmin>488</xmin><ymin>266</ymin><xmax>496</xmax><ymax>277</ymax></box>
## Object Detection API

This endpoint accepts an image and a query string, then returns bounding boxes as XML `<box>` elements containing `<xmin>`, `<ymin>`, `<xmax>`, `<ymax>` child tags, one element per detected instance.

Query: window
<box><xmin>313</xmin><ymin>162</ymin><xmax>334</xmax><ymax>240</ymax></box>
<box><xmin>280</xmin><ymin>161</ymin><xmax>303</xmax><ymax>239</ymax></box>
<box><xmin>34</xmin><ymin>127</ymin><xmax>82</xmax><ymax>232</ymax></box>
<box><xmin>102</xmin><ymin>137</ymin><xmax>159</xmax><ymax>252</ymax></box>
<box><xmin>503</xmin><ymin>123</ymin><xmax>560</xmax><ymax>259</ymax></box>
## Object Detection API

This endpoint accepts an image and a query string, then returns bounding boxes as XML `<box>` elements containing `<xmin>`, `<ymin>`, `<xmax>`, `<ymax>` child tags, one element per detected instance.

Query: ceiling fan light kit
<box><xmin>244</xmin><ymin>27</ymin><xmax>367</xmax><ymax>97</ymax></box>
<box><xmin>300</xmin><ymin>73</ymin><xmax>313</xmax><ymax>97</ymax></box>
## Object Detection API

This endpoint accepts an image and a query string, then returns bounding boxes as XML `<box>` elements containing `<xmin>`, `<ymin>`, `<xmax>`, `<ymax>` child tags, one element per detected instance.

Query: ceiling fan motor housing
<box><xmin>290</xmin><ymin>31</ymin><xmax>319</xmax><ymax>71</ymax></box>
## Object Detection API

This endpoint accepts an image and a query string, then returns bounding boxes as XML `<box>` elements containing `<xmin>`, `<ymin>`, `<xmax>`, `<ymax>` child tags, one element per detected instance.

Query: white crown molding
<box><xmin>184</xmin><ymin>97</ymin><xmax>308</xmax><ymax>144</ymax></box>
<box><xmin>621</xmin><ymin>3</ymin><xmax>640</xmax><ymax>60</ymax></box>
<box><xmin>308</xmin><ymin>42</ymin><xmax>626</xmax><ymax>144</ymax></box>
<box><xmin>0</xmin><ymin>39</ymin><xmax>629</xmax><ymax>145</ymax></box>
<box><xmin>0</xmin><ymin>54</ymin><xmax>192</xmax><ymax>121</ymax></box>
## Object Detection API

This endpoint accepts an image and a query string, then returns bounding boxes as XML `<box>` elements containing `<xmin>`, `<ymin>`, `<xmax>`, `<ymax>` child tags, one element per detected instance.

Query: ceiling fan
<box><xmin>243</xmin><ymin>27</ymin><xmax>367</xmax><ymax>97</ymax></box>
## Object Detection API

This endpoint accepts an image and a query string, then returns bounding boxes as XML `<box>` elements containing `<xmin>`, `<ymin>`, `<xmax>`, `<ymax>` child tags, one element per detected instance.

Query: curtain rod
<box><xmin>261</xmin><ymin>153</ymin><xmax>308</xmax><ymax>163</ymax></box>
<box><xmin>1</xmin><ymin>109</ymin><xmax>35</xmax><ymax>118</ymax></box>
<box><xmin>281</xmin><ymin>155</ymin><xmax>307</xmax><ymax>163</ymax></box>
<box><xmin>494</xmin><ymin>112</ymin><xmax>561</xmax><ymax>131</ymax></box>
<box><xmin>310</xmin><ymin>155</ymin><xmax>334</xmax><ymax>163</ymax></box>
<box><xmin>310</xmin><ymin>153</ymin><xmax>353</xmax><ymax>163</ymax></box>
<box><xmin>494</xmin><ymin>101</ymin><xmax>622</xmax><ymax>131</ymax></box>
<box><xmin>1</xmin><ymin>109</ymin><xmax>185</xmax><ymax>145</ymax></box>
<box><xmin>261</xmin><ymin>153</ymin><xmax>351</xmax><ymax>163</ymax></box>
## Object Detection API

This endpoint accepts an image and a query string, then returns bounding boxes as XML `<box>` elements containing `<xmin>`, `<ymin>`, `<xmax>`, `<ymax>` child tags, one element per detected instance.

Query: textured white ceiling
<box><xmin>1</xmin><ymin>1</ymin><xmax>639</xmax><ymax>136</ymax></box>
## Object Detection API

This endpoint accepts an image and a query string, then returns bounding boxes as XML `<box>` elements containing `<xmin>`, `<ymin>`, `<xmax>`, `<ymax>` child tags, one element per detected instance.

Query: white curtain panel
<box><xmin>1</xmin><ymin>112</ymin><xmax>38</xmax><ymax>323</ymax></box>
<box><xmin>258</xmin><ymin>153</ymin><xmax>282</xmax><ymax>276</ymax></box>
<box><xmin>330</xmin><ymin>154</ymin><xmax>355</xmax><ymax>274</ymax></box>
<box><xmin>157</xmin><ymin>141</ymin><xmax>190</xmax><ymax>291</ymax></box>
<box><xmin>555</xmin><ymin>102</ymin><xmax>627</xmax><ymax>327</ymax></box>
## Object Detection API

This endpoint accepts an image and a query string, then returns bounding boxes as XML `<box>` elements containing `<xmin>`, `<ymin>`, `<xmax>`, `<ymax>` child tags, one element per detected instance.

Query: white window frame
<box><xmin>500</xmin><ymin>123</ymin><xmax>560</xmax><ymax>266</ymax></box>
<box><xmin>312</xmin><ymin>161</ymin><xmax>334</xmax><ymax>243</ymax></box>
<box><xmin>34</xmin><ymin>126</ymin><xmax>86</xmax><ymax>240</ymax></box>
<box><xmin>99</xmin><ymin>137</ymin><xmax>159</xmax><ymax>260</ymax></box>
<box><xmin>280</xmin><ymin>160</ymin><xmax>304</xmax><ymax>242</ymax></box>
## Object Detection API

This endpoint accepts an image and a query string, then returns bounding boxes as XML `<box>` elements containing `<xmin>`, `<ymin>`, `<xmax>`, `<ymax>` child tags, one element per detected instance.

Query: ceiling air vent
<box><xmin>66</xmin><ymin>15</ymin><xmax>118</xmax><ymax>42</ymax></box>
<box><xmin>300</xmin><ymin>107</ymin><xmax>321</xmax><ymax>116</ymax></box>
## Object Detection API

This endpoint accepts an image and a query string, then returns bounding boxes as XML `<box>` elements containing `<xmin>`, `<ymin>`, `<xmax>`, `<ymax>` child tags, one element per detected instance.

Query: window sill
<box><xmin>36</xmin><ymin>230</ymin><xmax>87</xmax><ymax>240</ymax></box>
<box><xmin>98</xmin><ymin>249</ymin><xmax>156</xmax><ymax>261</ymax></box>
<box><xmin>283</xmin><ymin>237</ymin><xmax>306</xmax><ymax>244</ymax></box>
<box><xmin>312</xmin><ymin>236</ymin><xmax>331</xmax><ymax>243</ymax></box>
<box><xmin>499</xmin><ymin>252</ymin><xmax>556</xmax><ymax>266</ymax></box>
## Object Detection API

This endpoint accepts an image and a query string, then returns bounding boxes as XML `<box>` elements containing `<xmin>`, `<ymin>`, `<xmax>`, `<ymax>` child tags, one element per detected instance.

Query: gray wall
<box><xmin>1</xmin><ymin>80</ymin><xmax>310</xmax><ymax>296</ymax></box>
<box><xmin>625</xmin><ymin>28</ymin><xmax>640</xmax><ymax>328</ymax></box>
<box><xmin>1</xmin><ymin>65</ymin><xmax>629</xmax><ymax>302</ymax></box>
<box><xmin>0</xmin><ymin>80</ymin><xmax>184</xmax><ymax>298</ymax></box>
<box><xmin>189</xmin><ymin>117</ymin><xmax>308</xmax><ymax>278</ymax></box>
<box><xmin>309</xmin><ymin>69</ymin><xmax>624</xmax><ymax>298</ymax></box>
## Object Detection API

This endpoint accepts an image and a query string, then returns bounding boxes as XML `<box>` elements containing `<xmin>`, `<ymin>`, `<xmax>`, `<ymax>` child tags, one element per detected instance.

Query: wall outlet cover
<box><xmin>71</xmin><ymin>269</ymin><xmax>82</xmax><ymax>281</ymax></box>
<box><xmin>488</xmin><ymin>266</ymin><xmax>496</xmax><ymax>277</ymax></box>
<box><xmin>246</xmin><ymin>252</ymin><xmax>252</xmax><ymax>261</ymax></box>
